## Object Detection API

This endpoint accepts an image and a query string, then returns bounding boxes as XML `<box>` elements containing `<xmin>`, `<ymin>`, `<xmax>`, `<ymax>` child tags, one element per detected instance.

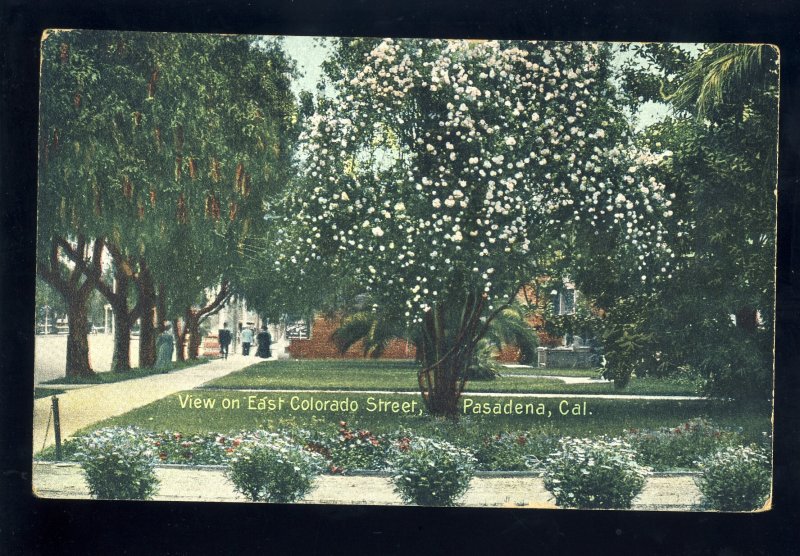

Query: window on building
<box><xmin>552</xmin><ymin>287</ymin><xmax>576</xmax><ymax>316</ymax></box>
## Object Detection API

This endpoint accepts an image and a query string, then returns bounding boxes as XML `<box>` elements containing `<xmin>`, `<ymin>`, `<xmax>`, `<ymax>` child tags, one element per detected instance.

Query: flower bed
<box><xmin>41</xmin><ymin>418</ymin><xmax>762</xmax><ymax>476</ymax></box>
<box><xmin>623</xmin><ymin>418</ymin><xmax>744</xmax><ymax>471</ymax></box>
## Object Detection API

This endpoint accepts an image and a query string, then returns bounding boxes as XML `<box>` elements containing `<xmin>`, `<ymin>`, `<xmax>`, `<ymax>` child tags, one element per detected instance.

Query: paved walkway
<box><xmin>507</xmin><ymin>374</ymin><xmax>610</xmax><ymax>385</ymax></box>
<box><xmin>501</xmin><ymin>364</ymin><xmax>610</xmax><ymax>385</ymax></box>
<box><xmin>33</xmin><ymin>354</ymin><xmax>262</xmax><ymax>453</ymax></box>
<box><xmin>35</xmin><ymin>335</ymin><xmax>142</xmax><ymax>385</ymax></box>
<box><xmin>31</xmin><ymin>462</ymin><xmax>703</xmax><ymax>511</ymax></box>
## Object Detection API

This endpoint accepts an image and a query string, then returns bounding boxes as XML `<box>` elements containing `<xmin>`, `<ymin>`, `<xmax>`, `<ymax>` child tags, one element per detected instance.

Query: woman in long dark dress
<box><xmin>256</xmin><ymin>326</ymin><xmax>272</xmax><ymax>358</ymax></box>
<box><xmin>155</xmin><ymin>323</ymin><xmax>175</xmax><ymax>372</ymax></box>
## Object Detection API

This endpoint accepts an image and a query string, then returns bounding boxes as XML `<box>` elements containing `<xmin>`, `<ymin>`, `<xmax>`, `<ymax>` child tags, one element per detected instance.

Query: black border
<box><xmin>2</xmin><ymin>1</ymin><xmax>799</xmax><ymax>554</ymax></box>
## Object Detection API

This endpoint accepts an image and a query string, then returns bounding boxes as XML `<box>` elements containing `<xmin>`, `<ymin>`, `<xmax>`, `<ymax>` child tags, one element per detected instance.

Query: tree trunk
<box><xmin>94</xmin><ymin>244</ymin><xmax>141</xmax><ymax>372</ymax></box>
<box><xmin>37</xmin><ymin>235</ymin><xmax>104</xmax><ymax>380</ymax></box>
<box><xmin>111</xmin><ymin>310</ymin><xmax>132</xmax><ymax>372</ymax></box>
<box><xmin>173</xmin><ymin>318</ymin><xmax>186</xmax><ymax>362</ymax></box>
<box><xmin>419</xmin><ymin>346</ymin><xmax>471</xmax><ymax>417</ymax></box>
<box><xmin>66</xmin><ymin>298</ymin><xmax>94</xmax><ymax>379</ymax></box>
<box><xmin>416</xmin><ymin>295</ymin><xmax>486</xmax><ymax>418</ymax></box>
<box><xmin>735</xmin><ymin>306</ymin><xmax>758</xmax><ymax>333</ymax></box>
<box><xmin>139</xmin><ymin>305</ymin><xmax>157</xmax><ymax>368</ymax></box>
<box><xmin>136</xmin><ymin>265</ymin><xmax>157</xmax><ymax>368</ymax></box>
<box><xmin>187</xmin><ymin>315</ymin><xmax>203</xmax><ymax>359</ymax></box>
<box><xmin>180</xmin><ymin>282</ymin><xmax>230</xmax><ymax>361</ymax></box>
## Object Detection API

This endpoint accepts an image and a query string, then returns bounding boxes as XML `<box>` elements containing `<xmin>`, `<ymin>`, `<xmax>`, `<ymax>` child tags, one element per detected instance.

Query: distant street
<box><xmin>34</xmin><ymin>334</ymin><xmax>140</xmax><ymax>385</ymax></box>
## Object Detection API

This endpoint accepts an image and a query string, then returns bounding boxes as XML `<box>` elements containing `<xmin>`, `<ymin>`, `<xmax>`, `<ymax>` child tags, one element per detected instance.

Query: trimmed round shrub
<box><xmin>76</xmin><ymin>427</ymin><xmax>160</xmax><ymax>500</ymax></box>
<box><xmin>543</xmin><ymin>437</ymin><xmax>649</xmax><ymax>509</ymax></box>
<box><xmin>388</xmin><ymin>437</ymin><xmax>476</xmax><ymax>506</ymax></box>
<box><xmin>696</xmin><ymin>445</ymin><xmax>771</xmax><ymax>511</ymax></box>
<box><xmin>225</xmin><ymin>431</ymin><xmax>324</xmax><ymax>503</ymax></box>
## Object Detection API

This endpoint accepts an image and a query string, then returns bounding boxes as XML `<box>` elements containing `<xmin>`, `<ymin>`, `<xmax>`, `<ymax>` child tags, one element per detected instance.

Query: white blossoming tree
<box><xmin>280</xmin><ymin>38</ymin><xmax>675</xmax><ymax>417</ymax></box>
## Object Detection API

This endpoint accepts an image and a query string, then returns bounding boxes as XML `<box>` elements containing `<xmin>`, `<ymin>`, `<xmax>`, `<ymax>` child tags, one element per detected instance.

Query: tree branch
<box><xmin>195</xmin><ymin>281</ymin><xmax>231</xmax><ymax>323</ymax></box>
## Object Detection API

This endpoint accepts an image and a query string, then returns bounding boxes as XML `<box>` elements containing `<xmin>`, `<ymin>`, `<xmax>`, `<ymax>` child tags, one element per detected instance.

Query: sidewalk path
<box><xmin>33</xmin><ymin>355</ymin><xmax>262</xmax><ymax>453</ymax></box>
<box><xmin>31</xmin><ymin>462</ymin><xmax>703</xmax><ymax>511</ymax></box>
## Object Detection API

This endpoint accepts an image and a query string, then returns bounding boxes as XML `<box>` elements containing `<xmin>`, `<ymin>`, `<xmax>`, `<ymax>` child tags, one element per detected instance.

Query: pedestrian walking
<box><xmin>155</xmin><ymin>323</ymin><xmax>175</xmax><ymax>372</ymax></box>
<box><xmin>256</xmin><ymin>325</ymin><xmax>272</xmax><ymax>358</ymax></box>
<box><xmin>241</xmin><ymin>325</ymin><xmax>254</xmax><ymax>356</ymax></box>
<box><xmin>218</xmin><ymin>322</ymin><xmax>232</xmax><ymax>359</ymax></box>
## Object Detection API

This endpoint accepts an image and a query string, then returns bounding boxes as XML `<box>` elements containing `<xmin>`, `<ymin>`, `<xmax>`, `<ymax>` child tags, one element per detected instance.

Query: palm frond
<box><xmin>465</xmin><ymin>339</ymin><xmax>504</xmax><ymax>380</ymax></box>
<box><xmin>484</xmin><ymin>306</ymin><xmax>539</xmax><ymax>364</ymax></box>
<box><xmin>331</xmin><ymin>310</ymin><xmax>411</xmax><ymax>358</ymax></box>
<box><xmin>331</xmin><ymin>312</ymin><xmax>374</xmax><ymax>355</ymax></box>
<box><xmin>672</xmin><ymin>44</ymin><xmax>774</xmax><ymax>118</ymax></box>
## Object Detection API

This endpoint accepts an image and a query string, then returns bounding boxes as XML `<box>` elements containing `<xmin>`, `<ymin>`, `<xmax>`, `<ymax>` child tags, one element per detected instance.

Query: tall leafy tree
<box><xmin>38</xmin><ymin>31</ymin><xmax>299</xmax><ymax>371</ymax></box>
<box><xmin>585</xmin><ymin>44</ymin><xmax>779</xmax><ymax>397</ymax></box>
<box><xmin>278</xmin><ymin>39</ymin><xmax>674</xmax><ymax>416</ymax></box>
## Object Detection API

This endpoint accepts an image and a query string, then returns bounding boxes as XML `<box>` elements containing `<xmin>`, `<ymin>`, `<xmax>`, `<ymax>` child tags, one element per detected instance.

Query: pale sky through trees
<box><xmin>279</xmin><ymin>35</ymin><xmax>688</xmax><ymax>129</ymax></box>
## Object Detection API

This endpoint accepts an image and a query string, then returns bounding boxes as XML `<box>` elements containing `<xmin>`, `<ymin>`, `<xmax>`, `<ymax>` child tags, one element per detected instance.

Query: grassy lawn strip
<box><xmin>41</xmin><ymin>358</ymin><xmax>210</xmax><ymax>385</ymax></box>
<box><xmin>34</xmin><ymin>387</ymin><xmax>66</xmax><ymax>399</ymax></box>
<box><xmin>206</xmin><ymin>359</ymin><xmax>700</xmax><ymax>396</ymax></box>
<box><xmin>73</xmin><ymin>390</ymin><xmax>770</xmax><ymax>446</ymax></box>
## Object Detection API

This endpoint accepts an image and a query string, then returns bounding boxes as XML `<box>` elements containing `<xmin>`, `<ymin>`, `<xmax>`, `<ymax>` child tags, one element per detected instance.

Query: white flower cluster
<box><xmin>281</xmin><ymin>39</ymin><xmax>675</xmax><ymax>321</ymax></box>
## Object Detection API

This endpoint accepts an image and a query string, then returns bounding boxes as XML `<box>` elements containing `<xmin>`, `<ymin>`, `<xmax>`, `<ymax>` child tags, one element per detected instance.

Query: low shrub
<box><xmin>388</xmin><ymin>436</ymin><xmax>476</xmax><ymax>506</ymax></box>
<box><xmin>543</xmin><ymin>437</ymin><xmax>649</xmax><ymax>509</ymax></box>
<box><xmin>695</xmin><ymin>445</ymin><xmax>771</xmax><ymax>511</ymax></box>
<box><xmin>225</xmin><ymin>431</ymin><xmax>325</xmax><ymax>502</ymax></box>
<box><xmin>624</xmin><ymin>418</ymin><xmax>743</xmax><ymax>471</ymax></box>
<box><xmin>76</xmin><ymin>427</ymin><xmax>160</xmax><ymax>500</ymax></box>
<box><xmin>328</xmin><ymin>421</ymin><xmax>390</xmax><ymax>472</ymax></box>
<box><xmin>151</xmin><ymin>431</ymin><xmax>236</xmax><ymax>465</ymax></box>
<box><xmin>473</xmin><ymin>432</ymin><xmax>558</xmax><ymax>471</ymax></box>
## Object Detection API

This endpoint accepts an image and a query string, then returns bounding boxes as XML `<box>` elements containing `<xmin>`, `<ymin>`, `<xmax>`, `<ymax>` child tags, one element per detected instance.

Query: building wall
<box><xmin>286</xmin><ymin>281</ymin><xmax>571</xmax><ymax>363</ymax></box>
<box><xmin>495</xmin><ymin>345</ymin><xmax>522</xmax><ymax>363</ymax></box>
<box><xmin>286</xmin><ymin>315</ymin><xmax>416</xmax><ymax>360</ymax></box>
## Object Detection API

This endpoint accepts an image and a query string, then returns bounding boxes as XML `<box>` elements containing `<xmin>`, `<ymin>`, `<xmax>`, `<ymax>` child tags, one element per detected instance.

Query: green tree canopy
<box><xmin>579</xmin><ymin>44</ymin><xmax>778</xmax><ymax>397</ymax></box>
<box><xmin>38</xmin><ymin>30</ymin><xmax>300</xmax><ymax>370</ymax></box>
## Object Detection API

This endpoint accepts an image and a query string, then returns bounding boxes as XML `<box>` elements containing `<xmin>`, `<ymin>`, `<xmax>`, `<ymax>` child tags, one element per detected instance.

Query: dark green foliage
<box><xmin>575</xmin><ymin>44</ymin><xmax>777</xmax><ymax>401</ymax></box>
<box><xmin>224</xmin><ymin>431</ymin><xmax>324</xmax><ymax>502</ymax></box>
<box><xmin>332</xmin><ymin>310</ymin><xmax>416</xmax><ymax>358</ymax></box>
<box><xmin>624</xmin><ymin>418</ymin><xmax>744</xmax><ymax>471</ymax></box>
<box><xmin>483</xmin><ymin>305</ymin><xmax>540</xmax><ymax>365</ymax></box>
<box><xmin>696</xmin><ymin>446</ymin><xmax>771</xmax><ymax>511</ymax></box>
<box><xmin>543</xmin><ymin>437</ymin><xmax>648</xmax><ymax>509</ymax></box>
<box><xmin>472</xmin><ymin>431</ymin><xmax>558</xmax><ymax>471</ymax></box>
<box><xmin>76</xmin><ymin>427</ymin><xmax>160</xmax><ymax>500</ymax></box>
<box><xmin>330</xmin><ymin>303</ymin><xmax>538</xmax><ymax>382</ymax></box>
<box><xmin>388</xmin><ymin>437</ymin><xmax>476</xmax><ymax>506</ymax></box>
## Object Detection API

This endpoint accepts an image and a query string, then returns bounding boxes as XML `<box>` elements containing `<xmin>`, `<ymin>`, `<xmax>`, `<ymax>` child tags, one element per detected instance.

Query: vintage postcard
<box><xmin>32</xmin><ymin>30</ymin><xmax>777</xmax><ymax>511</ymax></box>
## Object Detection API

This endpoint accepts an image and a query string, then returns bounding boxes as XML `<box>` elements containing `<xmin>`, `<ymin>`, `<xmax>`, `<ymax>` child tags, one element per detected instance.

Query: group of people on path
<box><xmin>217</xmin><ymin>322</ymin><xmax>272</xmax><ymax>360</ymax></box>
<box><xmin>152</xmin><ymin>320</ymin><xmax>274</xmax><ymax>372</ymax></box>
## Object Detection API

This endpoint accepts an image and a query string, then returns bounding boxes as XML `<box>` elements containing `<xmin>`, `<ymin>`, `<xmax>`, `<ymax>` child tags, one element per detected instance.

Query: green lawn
<box><xmin>73</xmin><ymin>390</ymin><xmax>770</xmax><ymax>447</ymax></box>
<box><xmin>34</xmin><ymin>387</ymin><xmax>66</xmax><ymax>399</ymax></box>
<box><xmin>205</xmin><ymin>359</ymin><xmax>701</xmax><ymax>396</ymax></box>
<box><xmin>41</xmin><ymin>358</ymin><xmax>210</xmax><ymax>385</ymax></box>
